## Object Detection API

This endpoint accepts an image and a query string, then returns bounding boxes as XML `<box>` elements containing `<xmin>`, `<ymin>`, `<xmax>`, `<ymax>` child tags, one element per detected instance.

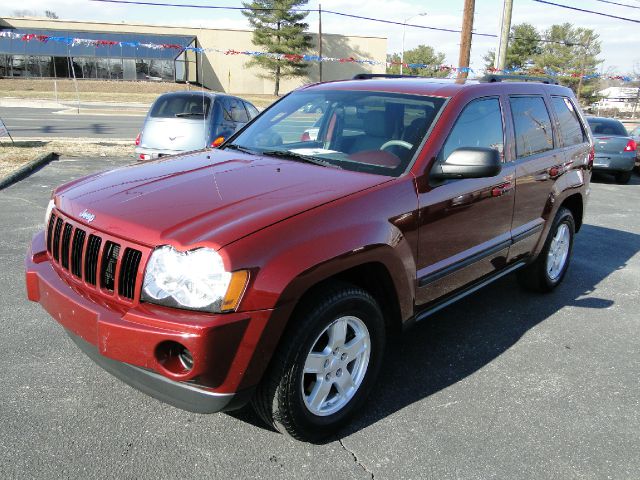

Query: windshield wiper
<box><xmin>175</xmin><ymin>112</ymin><xmax>205</xmax><ymax>118</ymax></box>
<box><xmin>261</xmin><ymin>149</ymin><xmax>342</xmax><ymax>169</ymax></box>
<box><xmin>224</xmin><ymin>143</ymin><xmax>258</xmax><ymax>155</ymax></box>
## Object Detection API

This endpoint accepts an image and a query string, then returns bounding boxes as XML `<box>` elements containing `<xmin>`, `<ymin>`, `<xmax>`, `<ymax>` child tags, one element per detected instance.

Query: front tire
<box><xmin>251</xmin><ymin>283</ymin><xmax>385</xmax><ymax>441</ymax></box>
<box><xmin>518</xmin><ymin>207</ymin><xmax>575</xmax><ymax>292</ymax></box>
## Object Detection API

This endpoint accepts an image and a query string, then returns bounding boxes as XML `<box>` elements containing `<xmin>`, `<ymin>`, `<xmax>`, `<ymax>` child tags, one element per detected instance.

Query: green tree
<box><xmin>242</xmin><ymin>0</ymin><xmax>313</xmax><ymax>96</ymax></box>
<box><xmin>483</xmin><ymin>23</ymin><xmax>542</xmax><ymax>70</ymax></box>
<box><xmin>386</xmin><ymin>44</ymin><xmax>447</xmax><ymax>77</ymax></box>
<box><xmin>535</xmin><ymin>23</ymin><xmax>602</xmax><ymax>104</ymax></box>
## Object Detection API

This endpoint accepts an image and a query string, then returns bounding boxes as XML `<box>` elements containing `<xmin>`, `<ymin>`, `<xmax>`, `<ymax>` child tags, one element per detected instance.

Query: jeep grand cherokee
<box><xmin>26</xmin><ymin>75</ymin><xmax>593</xmax><ymax>441</ymax></box>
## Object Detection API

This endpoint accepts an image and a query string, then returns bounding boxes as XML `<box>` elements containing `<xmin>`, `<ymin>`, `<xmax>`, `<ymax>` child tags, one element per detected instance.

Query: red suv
<box><xmin>26</xmin><ymin>75</ymin><xmax>593</xmax><ymax>441</ymax></box>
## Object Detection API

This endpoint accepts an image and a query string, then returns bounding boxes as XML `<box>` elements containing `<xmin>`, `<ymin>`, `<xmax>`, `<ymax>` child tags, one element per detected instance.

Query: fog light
<box><xmin>155</xmin><ymin>340</ymin><xmax>194</xmax><ymax>374</ymax></box>
<box><xmin>178</xmin><ymin>348</ymin><xmax>194</xmax><ymax>371</ymax></box>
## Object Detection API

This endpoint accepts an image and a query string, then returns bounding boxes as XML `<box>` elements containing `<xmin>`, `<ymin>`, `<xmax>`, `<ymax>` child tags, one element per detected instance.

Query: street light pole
<box><xmin>401</xmin><ymin>12</ymin><xmax>427</xmax><ymax>75</ymax></box>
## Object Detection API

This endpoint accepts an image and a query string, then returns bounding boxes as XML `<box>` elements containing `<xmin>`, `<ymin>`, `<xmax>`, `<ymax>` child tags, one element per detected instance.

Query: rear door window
<box><xmin>223</xmin><ymin>98</ymin><xmax>250</xmax><ymax>123</ymax></box>
<box><xmin>509</xmin><ymin>96</ymin><xmax>554</xmax><ymax>158</ymax></box>
<box><xmin>551</xmin><ymin>96</ymin><xmax>586</xmax><ymax>146</ymax></box>
<box><xmin>150</xmin><ymin>94</ymin><xmax>211</xmax><ymax>118</ymax></box>
<box><xmin>440</xmin><ymin>97</ymin><xmax>504</xmax><ymax>161</ymax></box>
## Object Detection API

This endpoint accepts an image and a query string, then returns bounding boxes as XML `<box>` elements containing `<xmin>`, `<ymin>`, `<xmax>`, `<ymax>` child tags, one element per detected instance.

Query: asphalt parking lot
<box><xmin>1</xmin><ymin>157</ymin><xmax>639</xmax><ymax>479</ymax></box>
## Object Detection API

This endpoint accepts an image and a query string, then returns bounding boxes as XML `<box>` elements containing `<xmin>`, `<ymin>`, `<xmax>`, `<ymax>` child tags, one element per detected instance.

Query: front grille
<box><xmin>45</xmin><ymin>211</ymin><xmax>144</xmax><ymax>302</ymax></box>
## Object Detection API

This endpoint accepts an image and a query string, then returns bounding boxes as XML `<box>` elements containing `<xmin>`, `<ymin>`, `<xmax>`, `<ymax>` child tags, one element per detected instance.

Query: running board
<box><xmin>412</xmin><ymin>261</ymin><xmax>527</xmax><ymax>324</ymax></box>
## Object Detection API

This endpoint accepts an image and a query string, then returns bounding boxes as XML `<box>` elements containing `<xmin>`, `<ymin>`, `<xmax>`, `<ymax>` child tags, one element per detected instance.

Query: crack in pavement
<box><xmin>339</xmin><ymin>438</ymin><xmax>375</xmax><ymax>479</ymax></box>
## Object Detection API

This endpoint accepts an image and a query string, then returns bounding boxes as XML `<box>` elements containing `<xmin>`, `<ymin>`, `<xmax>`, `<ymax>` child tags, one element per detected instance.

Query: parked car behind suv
<box><xmin>586</xmin><ymin>116</ymin><xmax>636</xmax><ymax>184</ymax></box>
<box><xmin>135</xmin><ymin>91</ymin><xmax>259</xmax><ymax>160</ymax></box>
<box><xmin>26</xmin><ymin>75</ymin><xmax>593</xmax><ymax>441</ymax></box>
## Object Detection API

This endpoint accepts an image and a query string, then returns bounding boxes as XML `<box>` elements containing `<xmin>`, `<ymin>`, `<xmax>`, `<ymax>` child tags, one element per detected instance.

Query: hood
<box><xmin>54</xmin><ymin>150</ymin><xmax>391</xmax><ymax>249</ymax></box>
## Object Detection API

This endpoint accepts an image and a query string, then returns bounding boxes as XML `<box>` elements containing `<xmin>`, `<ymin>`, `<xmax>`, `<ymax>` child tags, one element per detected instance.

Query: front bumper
<box><xmin>134</xmin><ymin>147</ymin><xmax>187</xmax><ymax>160</ymax></box>
<box><xmin>25</xmin><ymin>231</ymin><xmax>273</xmax><ymax>413</ymax></box>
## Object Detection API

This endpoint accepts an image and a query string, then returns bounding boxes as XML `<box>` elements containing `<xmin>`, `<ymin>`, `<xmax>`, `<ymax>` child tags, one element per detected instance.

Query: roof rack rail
<box><xmin>352</xmin><ymin>73</ymin><xmax>420</xmax><ymax>80</ymax></box>
<box><xmin>480</xmin><ymin>74</ymin><xmax>558</xmax><ymax>85</ymax></box>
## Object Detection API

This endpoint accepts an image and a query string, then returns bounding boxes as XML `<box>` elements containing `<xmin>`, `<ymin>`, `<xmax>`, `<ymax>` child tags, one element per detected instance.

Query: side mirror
<box><xmin>431</xmin><ymin>147</ymin><xmax>502</xmax><ymax>179</ymax></box>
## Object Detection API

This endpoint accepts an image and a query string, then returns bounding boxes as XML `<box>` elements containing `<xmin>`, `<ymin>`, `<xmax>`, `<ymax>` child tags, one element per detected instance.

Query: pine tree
<box><xmin>242</xmin><ymin>0</ymin><xmax>313</xmax><ymax>96</ymax></box>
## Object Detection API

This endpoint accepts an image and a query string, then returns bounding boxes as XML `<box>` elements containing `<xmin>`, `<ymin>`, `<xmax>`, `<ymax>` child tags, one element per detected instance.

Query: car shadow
<box><xmin>591</xmin><ymin>171</ymin><xmax>640</xmax><ymax>185</ymax></box>
<box><xmin>229</xmin><ymin>224</ymin><xmax>640</xmax><ymax>442</ymax></box>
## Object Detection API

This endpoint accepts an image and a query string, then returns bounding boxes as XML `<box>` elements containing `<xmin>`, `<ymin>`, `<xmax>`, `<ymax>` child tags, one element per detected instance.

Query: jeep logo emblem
<box><xmin>79</xmin><ymin>209</ymin><xmax>95</xmax><ymax>223</ymax></box>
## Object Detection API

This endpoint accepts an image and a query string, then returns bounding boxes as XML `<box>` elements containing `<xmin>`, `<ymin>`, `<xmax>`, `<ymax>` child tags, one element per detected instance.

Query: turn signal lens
<box><xmin>211</xmin><ymin>136</ymin><xmax>225</xmax><ymax>148</ymax></box>
<box><xmin>221</xmin><ymin>270</ymin><xmax>250</xmax><ymax>312</ymax></box>
<box><xmin>624</xmin><ymin>139</ymin><xmax>637</xmax><ymax>152</ymax></box>
<box><xmin>135</xmin><ymin>132</ymin><xmax>141</xmax><ymax>146</ymax></box>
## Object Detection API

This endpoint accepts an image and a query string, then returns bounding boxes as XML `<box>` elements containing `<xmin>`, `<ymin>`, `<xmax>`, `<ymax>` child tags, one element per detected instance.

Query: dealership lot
<box><xmin>1</xmin><ymin>157</ymin><xmax>639</xmax><ymax>479</ymax></box>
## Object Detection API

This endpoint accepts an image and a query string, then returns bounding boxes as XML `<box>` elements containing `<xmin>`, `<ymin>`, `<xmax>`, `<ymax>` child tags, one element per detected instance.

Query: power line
<box><xmin>531</xmin><ymin>0</ymin><xmax>640</xmax><ymax>22</ymax></box>
<box><xmin>320</xmin><ymin>10</ymin><xmax>495</xmax><ymax>37</ymax></box>
<box><xmin>593</xmin><ymin>0</ymin><xmax>640</xmax><ymax>9</ymax></box>
<box><xmin>89</xmin><ymin>0</ymin><xmax>591</xmax><ymax>47</ymax></box>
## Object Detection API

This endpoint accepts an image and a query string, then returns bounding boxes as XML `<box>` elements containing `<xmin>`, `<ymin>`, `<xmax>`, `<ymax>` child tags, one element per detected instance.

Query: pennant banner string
<box><xmin>0</xmin><ymin>30</ymin><xmax>636</xmax><ymax>82</ymax></box>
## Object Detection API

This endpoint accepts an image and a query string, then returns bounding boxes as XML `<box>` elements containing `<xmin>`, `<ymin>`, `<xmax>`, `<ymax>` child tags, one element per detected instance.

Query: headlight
<box><xmin>141</xmin><ymin>245</ymin><xmax>248</xmax><ymax>313</ymax></box>
<box><xmin>45</xmin><ymin>199</ymin><xmax>55</xmax><ymax>226</ymax></box>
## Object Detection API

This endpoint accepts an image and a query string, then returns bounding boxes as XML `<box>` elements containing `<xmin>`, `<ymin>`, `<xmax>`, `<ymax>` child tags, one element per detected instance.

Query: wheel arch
<box><xmin>559</xmin><ymin>192</ymin><xmax>584</xmax><ymax>232</ymax></box>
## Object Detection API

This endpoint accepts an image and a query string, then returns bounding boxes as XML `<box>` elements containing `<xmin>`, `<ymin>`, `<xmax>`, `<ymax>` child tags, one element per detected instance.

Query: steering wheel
<box><xmin>380</xmin><ymin>140</ymin><xmax>413</xmax><ymax>151</ymax></box>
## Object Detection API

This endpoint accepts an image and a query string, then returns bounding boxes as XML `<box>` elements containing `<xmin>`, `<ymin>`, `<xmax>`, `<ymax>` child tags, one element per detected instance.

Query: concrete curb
<box><xmin>0</xmin><ymin>152</ymin><xmax>58</xmax><ymax>191</ymax></box>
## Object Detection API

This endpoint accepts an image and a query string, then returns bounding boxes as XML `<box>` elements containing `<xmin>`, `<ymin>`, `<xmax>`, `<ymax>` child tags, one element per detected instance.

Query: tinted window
<box><xmin>551</xmin><ymin>96</ymin><xmax>586</xmax><ymax>146</ymax></box>
<box><xmin>510</xmin><ymin>96</ymin><xmax>554</xmax><ymax>157</ymax></box>
<box><xmin>150</xmin><ymin>94</ymin><xmax>210</xmax><ymax>118</ymax></box>
<box><xmin>586</xmin><ymin>118</ymin><xmax>628</xmax><ymax>137</ymax></box>
<box><xmin>441</xmin><ymin>97</ymin><xmax>504</xmax><ymax>161</ymax></box>
<box><xmin>223</xmin><ymin>98</ymin><xmax>250</xmax><ymax>123</ymax></box>
<box><xmin>245</xmin><ymin>102</ymin><xmax>260</xmax><ymax>119</ymax></box>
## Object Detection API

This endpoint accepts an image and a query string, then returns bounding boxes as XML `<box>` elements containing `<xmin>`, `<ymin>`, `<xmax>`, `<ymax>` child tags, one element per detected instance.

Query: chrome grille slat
<box><xmin>52</xmin><ymin>218</ymin><xmax>63</xmax><ymax>262</ymax></box>
<box><xmin>71</xmin><ymin>229</ymin><xmax>86</xmax><ymax>278</ymax></box>
<box><xmin>46</xmin><ymin>214</ymin><xmax>56</xmax><ymax>253</ymax></box>
<box><xmin>118</xmin><ymin>248</ymin><xmax>142</xmax><ymax>300</ymax></box>
<box><xmin>60</xmin><ymin>223</ymin><xmax>73</xmax><ymax>270</ymax></box>
<box><xmin>100</xmin><ymin>241</ymin><xmax>120</xmax><ymax>292</ymax></box>
<box><xmin>84</xmin><ymin>234</ymin><xmax>102</xmax><ymax>286</ymax></box>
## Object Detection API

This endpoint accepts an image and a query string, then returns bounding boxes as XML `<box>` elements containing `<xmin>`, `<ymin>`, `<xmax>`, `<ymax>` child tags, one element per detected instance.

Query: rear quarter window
<box><xmin>551</xmin><ymin>96</ymin><xmax>587</xmax><ymax>146</ymax></box>
<box><xmin>510</xmin><ymin>96</ymin><xmax>554</xmax><ymax>158</ymax></box>
<box><xmin>150</xmin><ymin>94</ymin><xmax>211</xmax><ymax>118</ymax></box>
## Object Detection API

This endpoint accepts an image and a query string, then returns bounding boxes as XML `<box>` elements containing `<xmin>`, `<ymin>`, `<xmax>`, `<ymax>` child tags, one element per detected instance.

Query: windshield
<box><xmin>225</xmin><ymin>90</ymin><xmax>446</xmax><ymax>176</ymax></box>
<box><xmin>150</xmin><ymin>94</ymin><xmax>212</xmax><ymax>119</ymax></box>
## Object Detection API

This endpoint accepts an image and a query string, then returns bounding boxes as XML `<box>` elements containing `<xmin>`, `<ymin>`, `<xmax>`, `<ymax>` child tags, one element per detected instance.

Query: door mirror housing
<box><xmin>431</xmin><ymin>147</ymin><xmax>502</xmax><ymax>179</ymax></box>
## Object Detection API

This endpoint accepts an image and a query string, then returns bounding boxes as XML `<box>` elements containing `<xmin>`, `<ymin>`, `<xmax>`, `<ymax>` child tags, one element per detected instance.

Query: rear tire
<box><xmin>251</xmin><ymin>283</ymin><xmax>385</xmax><ymax>442</ymax></box>
<box><xmin>518</xmin><ymin>207</ymin><xmax>575</xmax><ymax>292</ymax></box>
<box><xmin>615</xmin><ymin>171</ymin><xmax>632</xmax><ymax>184</ymax></box>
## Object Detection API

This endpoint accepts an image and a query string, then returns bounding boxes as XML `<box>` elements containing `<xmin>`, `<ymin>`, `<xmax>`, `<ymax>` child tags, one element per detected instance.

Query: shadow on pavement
<box><xmin>231</xmin><ymin>224</ymin><xmax>640</xmax><ymax>441</ymax></box>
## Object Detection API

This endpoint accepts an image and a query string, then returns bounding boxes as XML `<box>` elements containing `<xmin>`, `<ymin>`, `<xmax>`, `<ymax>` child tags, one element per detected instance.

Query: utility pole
<box><xmin>494</xmin><ymin>0</ymin><xmax>513</xmax><ymax>71</ymax></box>
<box><xmin>318</xmin><ymin>4</ymin><xmax>323</xmax><ymax>82</ymax></box>
<box><xmin>457</xmin><ymin>0</ymin><xmax>475</xmax><ymax>82</ymax></box>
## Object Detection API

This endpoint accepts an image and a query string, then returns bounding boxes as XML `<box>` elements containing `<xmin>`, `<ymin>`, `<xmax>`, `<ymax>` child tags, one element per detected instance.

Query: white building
<box><xmin>595</xmin><ymin>87</ymin><xmax>640</xmax><ymax>113</ymax></box>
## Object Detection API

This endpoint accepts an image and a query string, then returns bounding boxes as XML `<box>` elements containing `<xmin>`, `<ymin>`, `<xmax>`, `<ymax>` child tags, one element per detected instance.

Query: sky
<box><xmin>1</xmin><ymin>0</ymin><xmax>638</xmax><ymax>75</ymax></box>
